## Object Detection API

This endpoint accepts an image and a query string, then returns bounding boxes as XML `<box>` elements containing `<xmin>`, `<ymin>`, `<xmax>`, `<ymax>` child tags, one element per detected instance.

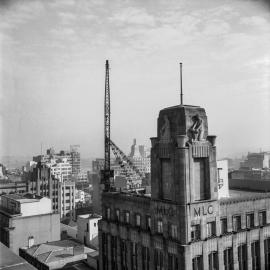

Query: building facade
<box><xmin>0</xmin><ymin>193</ymin><xmax>60</xmax><ymax>254</ymax></box>
<box><xmin>59</xmin><ymin>181</ymin><xmax>76</xmax><ymax>219</ymax></box>
<box><xmin>99</xmin><ymin>104</ymin><xmax>270</xmax><ymax>270</ymax></box>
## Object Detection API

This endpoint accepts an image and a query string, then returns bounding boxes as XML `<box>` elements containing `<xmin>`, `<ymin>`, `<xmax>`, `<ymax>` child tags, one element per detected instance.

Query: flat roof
<box><xmin>0</xmin><ymin>242</ymin><xmax>36</xmax><ymax>270</ymax></box>
<box><xmin>2</xmin><ymin>193</ymin><xmax>43</xmax><ymax>203</ymax></box>
<box><xmin>78</xmin><ymin>213</ymin><xmax>101</xmax><ymax>219</ymax></box>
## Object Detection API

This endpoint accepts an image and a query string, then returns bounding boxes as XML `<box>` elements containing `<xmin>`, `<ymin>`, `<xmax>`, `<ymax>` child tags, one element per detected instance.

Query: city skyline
<box><xmin>1</xmin><ymin>0</ymin><xmax>270</xmax><ymax>159</ymax></box>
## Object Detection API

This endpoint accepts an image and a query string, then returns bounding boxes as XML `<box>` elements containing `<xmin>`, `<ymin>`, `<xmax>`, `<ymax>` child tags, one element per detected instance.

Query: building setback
<box><xmin>0</xmin><ymin>193</ymin><xmax>60</xmax><ymax>254</ymax></box>
<box><xmin>99</xmin><ymin>104</ymin><xmax>270</xmax><ymax>270</ymax></box>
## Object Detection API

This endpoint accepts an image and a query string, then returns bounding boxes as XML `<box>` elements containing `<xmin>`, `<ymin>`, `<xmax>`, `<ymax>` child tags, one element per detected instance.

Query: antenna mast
<box><xmin>180</xmin><ymin>62</ymin><xmax>183</xmax><ymax>105</ymax></box>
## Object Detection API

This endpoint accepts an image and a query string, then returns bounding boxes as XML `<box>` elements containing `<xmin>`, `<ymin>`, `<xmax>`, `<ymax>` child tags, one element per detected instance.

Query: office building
<box><xmin>240</xmin><ymin>152</ymin><xmax>270</xmax><ymax>169</ymax></box>
<box><xmin>99</xmin><ymin>104</ymin><xmax>270</xmax><ymax>270</ymax></box>
<box><xmin>59</xmin><ymin>181</ymin><xmax>76</xmax><ymax>219</ymax></box>
<box><xmin>0</xmin><ymin>181</ymin><xmax>27</xmax><ymax>196</ymax></box>
<box><xmin>0</xmin><ymin>193</ymin><xmax>60</xmax><ymax>254</ymax></box>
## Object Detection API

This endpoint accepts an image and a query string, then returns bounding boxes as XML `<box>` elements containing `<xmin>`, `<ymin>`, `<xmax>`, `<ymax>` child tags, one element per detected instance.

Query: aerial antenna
<box><xmin>180</xmin><ymin>62</ymin><xmax>183</xmax><ymax>105</ymax></box>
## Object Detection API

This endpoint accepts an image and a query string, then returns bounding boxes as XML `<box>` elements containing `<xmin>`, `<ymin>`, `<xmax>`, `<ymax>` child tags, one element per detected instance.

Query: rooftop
<box><xmin>1</xmin><ymin>193</ymin><xmax>43</xmax><ymax>203</ymax></box>
<box><xmin>20</xmin><ymin>239</ymin><xmax>94</xmax><ymax>266</ymax></box>
<box><xmin>78</xmin><ymin>213</ymin><xmax>101</xmax><ymax>220</ymax></box>
<box><xmin>0</xmin><ymin>242</ymin><xmax>36</xmax><ymax>270</ymax></box>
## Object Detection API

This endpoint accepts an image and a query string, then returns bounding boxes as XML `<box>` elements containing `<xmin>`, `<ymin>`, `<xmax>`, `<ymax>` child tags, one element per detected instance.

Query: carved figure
<box><xmin>189</xmin><ymin>114</ymin><xmax>203</xmax><ymax>141</ymax></box>
<box><xmin>160</xmin><ymin>115</ymin><xmax>170</xmax><ymax>141</ymax></box>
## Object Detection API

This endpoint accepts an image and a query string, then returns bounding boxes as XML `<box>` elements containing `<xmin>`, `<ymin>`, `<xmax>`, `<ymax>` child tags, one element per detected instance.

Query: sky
<box><xmin>0</xmin><ymin>0</ymin><xmax>270</xmax><ymax>159</ymax></box>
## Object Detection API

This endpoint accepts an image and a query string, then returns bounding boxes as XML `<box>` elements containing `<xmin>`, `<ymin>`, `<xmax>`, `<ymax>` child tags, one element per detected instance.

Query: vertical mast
<box><xmin>180</xmin><ymin>62</ymin><xmax>183</xmax><ymax>105</ymax></box>
<box><xmin>104</xmin><ymin>60</ymin><xmax>111</xmax><ymax>191</ymax></box>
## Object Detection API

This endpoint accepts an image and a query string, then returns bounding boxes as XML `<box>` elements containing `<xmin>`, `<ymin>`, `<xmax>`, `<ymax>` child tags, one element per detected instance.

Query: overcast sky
<box><xmin>0</xmin><ymin>0</ymin><xmax>270</xmax><ymax>159</ymax></box>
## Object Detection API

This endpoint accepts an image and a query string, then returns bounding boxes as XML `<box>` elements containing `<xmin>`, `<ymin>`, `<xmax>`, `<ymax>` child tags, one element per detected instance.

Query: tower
<box><xmin>150</xmin><ymin>104</ymin><xmax>218</xmax><ymax>245</ymax></box>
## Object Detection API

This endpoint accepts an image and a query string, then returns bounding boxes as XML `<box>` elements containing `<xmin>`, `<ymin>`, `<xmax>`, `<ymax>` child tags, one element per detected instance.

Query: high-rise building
<box><xmin>99</xmin><ymin>104</ymin><xmax>270</xmax><ymax>270</ymax></box>
<box><xmin>0</xmin><ymin>193</ymin><xmax>60</xmax><ymax>254</ymax></box>
<box><xmin>59</xmin><ymin>181</ymin><xmax>76</xmax><ymax>219</ymax></box>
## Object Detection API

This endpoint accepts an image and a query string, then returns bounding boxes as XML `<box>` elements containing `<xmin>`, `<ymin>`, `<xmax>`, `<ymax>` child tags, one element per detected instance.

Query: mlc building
<box><xmin>99</xmin><ymin>104</ymin><xmax>270</xmax><ymax>270</ymax></box>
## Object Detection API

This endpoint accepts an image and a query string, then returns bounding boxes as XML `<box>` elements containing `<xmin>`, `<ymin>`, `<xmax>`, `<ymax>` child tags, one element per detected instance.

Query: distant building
<box><xmin>75</xmin><ymin>189</ymin><xmax>85</xmax><ymax>204</ymax></box>
<box><xmin>47</xmin><ymin>158</ymin><xmax>72</xmax><ymax>182</ymax></box>
<box><xmin>92</xmin><ymin>174</ymin><xmax>102</xmax><ymax>215</ymax></box>
<box><xmin>59</xmin><ymin>181</ymin><xmax>76</xmax><ymax>219</ymax></box>
<box><xmin>0</xmin><ymin>193</ymin><xmax>60</xmax><ymax>254</ymax></box>
<box><xmin>77</xmin><ymin>214</ymin><xmax>101</xmax><ymax>249</ymax></box>
<box><xmin>19</xmin><ymin>239</ymin><xmax>94</xmax><ymax>270</ymax></box>
<box><xmin>0</xmin><ymin>242</ymin><xmax>36</xmax><ymax>270</ymax></box>
<box><xmin>0</xmin><ymin>181</ymin><xmax>27</xmax><ymax>196</ymax></box>
<box><xmin>217</xmin><ymin>159</ymin><xmax>229</xmax><ymax>199</ymax></box>
<box><xmin>240</xmin><ymin>152</ymin><xmax>270</xmax><ymax>169</ymax></box>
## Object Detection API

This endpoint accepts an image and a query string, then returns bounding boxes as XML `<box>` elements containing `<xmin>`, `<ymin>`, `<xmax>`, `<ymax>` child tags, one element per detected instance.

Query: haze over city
<box><xmin>1</xmin><ymin>0</ymin><xmax>270</xmax><ymax>159</ymax></box>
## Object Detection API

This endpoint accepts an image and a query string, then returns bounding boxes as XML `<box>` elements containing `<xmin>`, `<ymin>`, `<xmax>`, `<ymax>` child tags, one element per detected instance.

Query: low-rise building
<box><xmin>77</xmin><ymin>214</ymin><xmax>101</xmax><ymax>249</ymax></box>
<box><xmin>19</xmin><ymin>239</ymin><xmax>94</xmax><ymax>270</ymax></box>
<box><xmin>0</xmin><ymin>193</ymin><xmax>60</xmax><ymax>254</ymax></box>
<box><xmin>0</xmin><ymin>181</ymin><xmax>27</xmax><ymax>196</ymax></box>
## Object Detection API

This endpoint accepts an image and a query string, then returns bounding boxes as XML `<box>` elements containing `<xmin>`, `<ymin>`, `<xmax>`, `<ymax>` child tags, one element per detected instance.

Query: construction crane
<box><xmin>101</xmin><ymin>60</ymin><xmax>145</xmax><ymax>191</ymax></box>
<box><xmin>101</xmin><ymin>60</ymin><xmax>113</xmax><ymax>191</ymax></box>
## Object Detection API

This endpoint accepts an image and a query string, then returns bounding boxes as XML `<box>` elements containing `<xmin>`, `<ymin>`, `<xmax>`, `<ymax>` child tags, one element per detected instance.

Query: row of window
<box><xmin>193</xmin><ymin>240</ymin><xmax>264</xmax><ymax>270</ymax></box>
<box><xmin>191</xmin><ymin>210</ymin><xmax>267</xmax><ymax>241</ymax></box>
<box><xmin>105</xmin><ymin>207</ymin><xmax>178</xmax><ymax>239</ymax></box>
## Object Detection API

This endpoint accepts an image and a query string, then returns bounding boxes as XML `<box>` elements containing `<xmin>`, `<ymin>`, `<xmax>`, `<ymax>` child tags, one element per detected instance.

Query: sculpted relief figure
<box><xmin>189</xmin><ymin>114</ymin><xmax>203</xmax><ymax>141</ymax></box>
<box><xmin>160</xmin><ymin>115</ymin><xmax>171</xmax><ymax>142</ymax></box>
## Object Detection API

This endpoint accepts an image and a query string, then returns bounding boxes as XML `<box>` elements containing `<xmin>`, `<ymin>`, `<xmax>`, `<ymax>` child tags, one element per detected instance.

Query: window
<box><xmin>264</xmin><ymin>238</ymin><xmax>270</xmax><ymax>270</ymax></box>
<box><xmin>207</xmin><ymin>221</ymin><xmax>216</xmax><ymax>237</ymax></box>
<box><xmin>94</xmin><ymin>222</ymin><xmax>96</xmax><ymax>227</ymax></box>
<box><xmin>192</xmin><ymin>256</ymin><xmax>203</xmax><ymax>270</ymax></box>
<box><xmin>233</xmin><ymin>215</ymin><xmax>241</xmax><ymax>231</ymax></box>
<box><xmin>220</xmin><ymin>218</ymin><xmax>227</xmax><ymax>234</ymax></box>
<box><xmin>170</xmin><ymin>224</ymin><xmax>178</xmax><ymax>239</ymax></box>
<box><xmin>208</xmin><ymin>252</ymin><xmax>218</xmax><ymax>270</ymax></box>
<box><xmin>157</xmin><ymin>220</ymin><xmax>163</xmax><ymax>234</ymax></box>
<box><xmin>246</xmin><ymin>213</ymin><xmax>254</xmax><ymax>229</ymax></box>
<box><xmin>86</xmin><ymin>223</ymin><xmax>89</xmax><ymax>232</ymax></box>
<box><xmin>131</xmin><ymin>242</ymin><xmax>138</xmax><ymax>270</ymax></box>
<box><xmin>111</xmin><ymin>236</ymin><xmax>117</xmax><ymax>270</ymax></box>
<box><xmin>251</xmin><ymin>241</ymin><xmax>260</xmax><ymax>270</ymax></box>
<box><xmin>125</xmin><ymin>211</ymin><xmax>130</xmax><ymax>224</ymax></box>
<box><xmin>146</xmin><ymin>216</ymin><xmax>151</xmax><ymax>230</ymax></box>
<box><xmin>135</xmin><ymin>214</ymin><xmax>141</xmax><ymax>227</ymax></box>
<box><xmin>106</xmin><ymin>207</ymin><xmax>111</xmax><ymax>219</ymax></box>
<box><xmin>191</xmin><ymin>224</ymin><xmax>201</xmax><ymax>241</ymax></box>
<box><xmin>168</xmin><ymin>253</ymin><xmax>178</xmax><ymax>270</ymax></box>
<box><xmin>238</xmin><ymin>244</ymin><xmax>247</xmax><ymax>270</ymax></box>
<box><xmin>154</xmin><ymin>250</ymin><xmax>163</xmax><ymax>270</ymax></box>
<box><xmin>142</xmin><ymin>246</ymin><xmax>150</xmax><ymax>270</ymax></box>
<box><xmin>259</xmin><ymin>210</ymin><xmax>267</xmax><ymax>226</ymax></box>
<box><xmin>224</xmin><ymin>248</ymin><xmax>233</xmax><ymax>270</ymax></box>
<box><xmin>120</xmin><ymin>240</ymin><xmax>128</xmax><ymax>270</ymax></box>
<box><xmin>116</xmin><ymin>209</ymin><xmax>120</xmax><ymax>221</ymax></box>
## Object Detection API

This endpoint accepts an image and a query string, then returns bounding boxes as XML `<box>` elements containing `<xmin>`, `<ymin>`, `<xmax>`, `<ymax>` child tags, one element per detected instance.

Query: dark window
<box><xmin>168</xmin><ymin>253</ymin><xmax>178</xmax><ymax>270</ymax></box>
<box><xmin>157</xmin><ymin>220</ymin><xmax>163</xmax><ymax>234</ymax></box>
<box><xmin>154</xmin><ymin>250</ymin><xmax>163</xmax><ymax>270</ymax></box>
<box><xmin>209</xmin><ymin>252</ymin><xmax>218</xmax><ymax>270</ymax></box>
<box><xmin>233</xmin><ymin>215</ymin><xmax>241</xmax><ymax>231</ymax></box>
<box><xmin>259</xmin><ymin>211</ymin><xmax>267</xmax><ymax>226</ymax></box>
<box><xmin>120</xmin><ymin>240</ymin><xmax>128</xmax><ymax>270</ymax></box>
<box><xmin>238</xmin><ymin>244</ymin><xmax>247</xmax><ymax>270</ymax></box>
<box><xmin>86</xmin><ymin>223</ymin><xmax>89</xmax><ymax>232</ymax></box>
<box><xmin>115</xmin><ymin>209</ymin><xmax>120</xmax><ymax>221</ymax></box>
<box><xmin>191</xmin><ymin>224</ymin><xmax>201</xmax><ymax>241</ymax></box>
<box><xmin>170</xmin><ymin>224</ymin><xmax>178</xmax><ymax>239</ymax></box>
<box><xmin>207</xmin><ymin>222</ymin><xmax>216</xmax><ymax>237</ymax></box>
<box><xmin>192</xmin><ymin>255</ymin><xmax>203</xmax><ymax>270</ymax></box>
<box><xmin>142</xmin><ymin>246</ymin><xmax>150</xmax><ymax>270</ymax></box>
<box><xmin>102</xmin><ymin>233</ymin><xmax>109</xmax><ymax>270</ymax></box>
<box><xmin>106</xmin><ymin>207</ymin><xmax>111</xmax><ymax>219</ymax></box>
<box><xmin>246</xmin><ymin>213</ymin><xmax>254</xmax><ymax>229</ymax></box>
<box><xmin>131</xmin><ymin>242</ymin><xmax>138</xmax><ymax>270</ymax></box>
<box><xmin>146</xmin><ymin>216</ymin><xmax>151</xmax><ymax>230</ymax></box>
<box><xmin>135</xmin><ymin>214</ymin><xmax>141</xmax><ymax>227</ymax></box>
<box><xmin>224</xmin><ymin>248</ymin><xmax>233</xmax><ymax>270</ymax></box>
<box><xmin>125</xmin><ymin>211</ymin><xmax>130</xmax><ymax>224</ymax></box>
<box><xmin>264</xmin><ymin>238</ymin><xmax>270</xmax><ymax>270</ymax></box>
<box><xmin>111</xmin><ymin>236</ymin><xmax>117</xmax><ymax>270</ymax></box>
<box><xmin>251</xmin><ymin>241</ymin><xmax>260</xmax><ymax>270</ymax></box>
<box><xmin>220</xmin><ymin>218</ymin><xmax>227</xmax><ymax>234</ymax></box>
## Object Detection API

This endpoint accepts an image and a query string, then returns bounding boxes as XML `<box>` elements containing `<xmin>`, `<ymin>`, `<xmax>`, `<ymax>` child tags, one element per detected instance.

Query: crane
<box><xmin>101</xmin><ymin>60</ymin><xmax>145</xmax><ymax>191</ymax></box>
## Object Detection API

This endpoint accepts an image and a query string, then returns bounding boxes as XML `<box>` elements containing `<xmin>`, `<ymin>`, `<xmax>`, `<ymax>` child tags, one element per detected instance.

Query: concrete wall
<box><xmin>21</xmin><ymin>197</ymin><xmax>52</xmax><ymax>217</ymax></box>
<box><xmin>217</xmin><ymin>159</ymin><xmax>229</xmax><ymax>199</ymax></box>
<box><xmin>60</xmin><ymin>223</ymin><xmax>77</xmax><ymax>239</ymax></box>
<box><xmin>9</xmin><ymin>213</ymin><xmax>60</xmax><ymax>254</ymax></box>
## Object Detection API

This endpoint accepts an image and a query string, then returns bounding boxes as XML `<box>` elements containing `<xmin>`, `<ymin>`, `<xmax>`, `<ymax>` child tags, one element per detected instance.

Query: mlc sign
<box><xmin>193</xmin><ymin>205</ymin><xmax>214</xmax><ymax>217</ymax></box>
